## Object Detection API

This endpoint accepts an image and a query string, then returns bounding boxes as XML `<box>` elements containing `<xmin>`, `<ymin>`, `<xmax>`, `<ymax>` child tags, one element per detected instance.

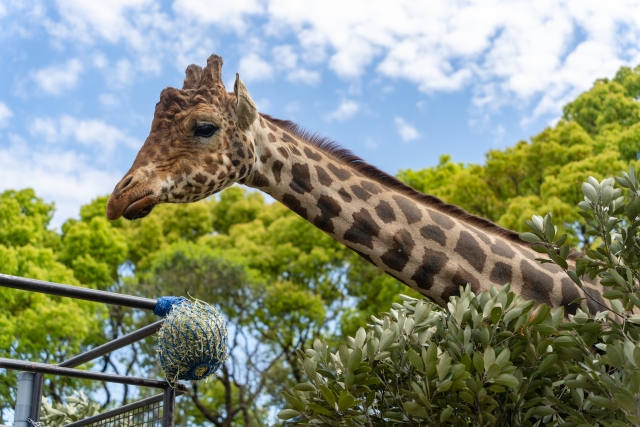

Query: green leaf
<box><xmin>582</xmin><ymin>182</ymin><xmax>598</xmax><ymax>204</ymax></box>
<box><xmin>484</xmin><ymin>346</ymin><xmax>495</xmax><ymax>369</ymax></box>
<box><xmin>503</xmin><ymin>307</ymin><xmax>523</xmax><ymax>322</ymax></box>
<box><xmin>378</xmin><ymin>329</ymin><xmax>396</xmax><ymax>351</ymax></box>
<box><xmin>303</xmin><ymin>358</ymin><xmax>317</xmax><ymax>379</ymax></box>
<box><xmin>495</xmin><ymin>348</ymin><xmax>511</xmax><ymax>368</ymax></box>
<box><xmin>338</xmin><ymin>394</ymin><xmax>355</xmax><ymax>412</ymax></box>
<box><xmin>294</xmin><ymin>383</ymin><xmax>316</xmax><ymax>392</ymax></box>
<box><xmin>355</xmin><ymin>327</ymin><xmax>366</xmax><ymax>348</ymax></box>
<box><xmin>609</xmin><ymin>268</ymin><xmax>626</xmax><ymax>286</ymax></box>
<box><xmin>473</xmin><ymin>351</ymin><xmax>484</xmax><ymax>373</ymax></box>
<box><xmin>520</xmin><ymin>232</ymin><xmax>541</xmax><ymax>243</ymax></box>
<box><xmin>307</xmin><ymin>403</ymin><xmax>333</xmax><ymax>416</ymax></box>
<box><xmin>277</xmin><ymin>409</ymin><xmax>301</xmax><ymax>420</ymax></box>
<box><xmin>403</xmin><ymin>402</ymin><xmax>429</xmax><ymax>418</ymax></box>
<box><xmin>440</xmin><ymin>406</ymin><xmax>453</xmax><ymax>423</ymax></box>
<box><xmin>493</xmin><ymin>374</ymin><xmax>519</xmax><ymax>388</ymax></box>
<box><xmin>587</xmin><ymin>395</ymin><xmax>619</xmax><ymax>410</ymax></box>
<box><xmin>486</xmin><ymin>363</ymin><xmax>501</xmax><ymax>381</ymax></box>
<box><xmin>537</xmin><ymin>353</ymin><xmax>557</xmax><ymax>374</ymax></box>
<box><xmin>408</xmin><ymin>349</ymin><xmax>424</xmax><ymax>372</ymax></box>
<box><xmin>348</xmin><ymin>348</ymin><xmax>362</xmax><ymax>371</ymax></box>
<box><xmin>318</xmin><ymin>385</ymin><xmax>336</xmax><ymax>407</ymax></box>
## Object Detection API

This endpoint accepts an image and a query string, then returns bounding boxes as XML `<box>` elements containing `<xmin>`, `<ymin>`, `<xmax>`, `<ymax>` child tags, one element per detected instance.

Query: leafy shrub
<box><xmin>41</xmin><ymin>391</ymin><xmax>100</xmax><ymax>427</ymax></box>
<box><xmin>279</xmin><ymin>169</ymin><xmax>640</xmax><ymax>426</ymax></box>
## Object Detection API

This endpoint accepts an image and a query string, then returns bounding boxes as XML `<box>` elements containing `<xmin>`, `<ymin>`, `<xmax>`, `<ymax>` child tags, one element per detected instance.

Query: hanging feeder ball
<box><xmin>154</xmin><ymin>296</ymin><xmax>227</xmax><ymax>382</ymax></box>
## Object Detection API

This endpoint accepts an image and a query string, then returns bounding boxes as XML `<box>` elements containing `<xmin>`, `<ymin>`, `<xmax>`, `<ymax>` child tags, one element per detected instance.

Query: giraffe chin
<box><xmin>122</xmin><ymin>195</ymin><xmax>158</xmax><ymax>220</ymax></box>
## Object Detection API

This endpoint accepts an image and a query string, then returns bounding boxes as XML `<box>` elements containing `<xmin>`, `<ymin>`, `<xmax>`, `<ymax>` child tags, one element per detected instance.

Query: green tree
<box><xmin>0</xmin><ymin>190</ymin><xmax>106</xmax><ymax>421</ymax></box>
<box><xmin>397</xmin><ymin>65</ymin><xmax>640</xmax><ymax>247</ymax></box>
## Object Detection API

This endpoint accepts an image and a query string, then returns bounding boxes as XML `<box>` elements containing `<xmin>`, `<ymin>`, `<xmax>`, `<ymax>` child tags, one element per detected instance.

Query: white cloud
<box><xmin>30</xmin><ymin>58</ymin><xmax>83</xmax><ymax>96</ymax></box>
<box><xmin>8</xmin><ymin>0</ymin><xmax>640</xmax><ymax>123</ymax></box>
<box><xmin>99</xmin><ymin>93</ymin><xmax>120</xmax><ymax>107</ymax></box>
<box><xmin>394</xmin><ymin>117</ymin><xmax>420</xmax><ymax>142</ymax></box>
<box><xmin>239</xmin><ymin>53</ymin><xmax>274</xmax><ymax>82</ymax></box>
<box><xmin>0</xmin><ymin>134</ymin><xmax>122</xmax><ymax>229</ymax></box>
<box><xmin>324</xmin><ymin>99</ymin><xmax>359</xmax><ymax>122</ymax></box>
<box><xmin>173</xmin><ymin>0</ymin><xmax>263</xmax><ymax>31</ymax></box>
<box><xmin>0</xmin><ymin>102</ymin><xmax>12</xmax><ymax>127</ymax></box>
<box><xmin>29</xmin><ymin>115</ymin><xmax>140</xmax><ymax>154</ymax></box>
<box><xmin>32</xmin><ymin>117</ymin><xmax>58</xmax><ymax>143</ymax></box>
<box><xmin>265</xmin><ymin>0</ymin><xmax>640</xmax><ymax>118</ymax></box>
<box><xmin>287</xmin><ymin>68</ymin><xmax>320</xmax><ymax>85</ymax></box>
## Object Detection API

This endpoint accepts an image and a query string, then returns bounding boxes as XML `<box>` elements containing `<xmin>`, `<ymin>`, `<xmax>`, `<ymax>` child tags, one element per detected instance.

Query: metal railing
<box><xmin>0</xmin><ymin>274</ymin><xmax>189</xmax><ymax>427</ymax></box>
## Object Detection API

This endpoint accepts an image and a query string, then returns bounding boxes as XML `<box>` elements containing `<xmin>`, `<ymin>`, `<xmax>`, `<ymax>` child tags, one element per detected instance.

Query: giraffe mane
<box><xmin>260</xmin><ymin>113</ymin><xmax>532</xmax><ymax>248</ymax></box>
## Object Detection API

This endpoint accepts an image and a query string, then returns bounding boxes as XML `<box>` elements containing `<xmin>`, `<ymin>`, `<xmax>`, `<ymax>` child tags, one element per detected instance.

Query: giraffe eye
<box><xmin>194</xmin><ymin>123</ymin><xmax>217</xmax><ymax>138</ymax></box>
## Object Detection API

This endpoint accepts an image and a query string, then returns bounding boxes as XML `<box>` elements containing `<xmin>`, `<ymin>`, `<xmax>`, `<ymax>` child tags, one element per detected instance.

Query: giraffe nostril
<box><xmin>118</xmin><ymin>175</ymin><xmax>134</xmax><ymax>192</ymax></box>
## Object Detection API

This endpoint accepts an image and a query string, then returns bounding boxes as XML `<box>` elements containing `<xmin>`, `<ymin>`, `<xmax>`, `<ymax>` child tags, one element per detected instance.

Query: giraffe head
<box><xmin>106</xmin><ymin>54</ymin><xmax>258</xmax><ymax>220</ymax></box>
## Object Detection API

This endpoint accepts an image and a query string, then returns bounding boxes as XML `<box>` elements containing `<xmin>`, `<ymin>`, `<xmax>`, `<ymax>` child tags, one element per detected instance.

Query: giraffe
<box><xmin>106</xmin><ymin>54</ymin><xmax>606</xmax><ymax>315</ymax></box>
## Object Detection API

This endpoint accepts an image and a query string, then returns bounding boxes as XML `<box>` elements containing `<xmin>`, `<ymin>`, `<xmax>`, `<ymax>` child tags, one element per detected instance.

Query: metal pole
<box><xmin>0</xmin><ymin>359</ymin><xmax>188</xmax><ymax>393</ymax></box>
<box><xmin>0</xmin><ymin>274</ymin><xmax>158</xmax><ymax>310</ymax></box>
<box><xmin>29</xmin><ymin>373</ymin><xmax>44</xmax><ymax>424</ymax></box>
<box><xmin>14</xmin><ymin>372</ymin><xmax>34</xmax><ymax>427</ymax></box>
<box><xmin>59</xmin><ymin>320</ymin><xmax>164</xmax><ymax>368</ymax></box>
<box><xmin>162</xmin><ymin>387</ymin><xmax>176</xmax><ymax>427</ymax></box>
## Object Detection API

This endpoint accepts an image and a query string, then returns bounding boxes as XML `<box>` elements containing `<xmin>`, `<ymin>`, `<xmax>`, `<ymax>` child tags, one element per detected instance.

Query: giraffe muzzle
<box><xmin>106</xmin><ymin>191</ymin><xmax>158</xmax><ymax>221</ymax></box>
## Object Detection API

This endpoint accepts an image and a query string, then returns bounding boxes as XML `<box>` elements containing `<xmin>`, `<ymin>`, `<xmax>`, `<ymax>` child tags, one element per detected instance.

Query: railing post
<box><xmin>30</xmin><ymin>373</ymin><xmax>44</xmax><ymax>424</ymax></box>
<box><xmin>15</xmin><ymin>372</ymin><xmax>36</xmax><ymax>427</ymax></box>
<box><xmin>162</xmin><ymin>387</ymin><xmax>176</xmax><ymax>427</ymax></box>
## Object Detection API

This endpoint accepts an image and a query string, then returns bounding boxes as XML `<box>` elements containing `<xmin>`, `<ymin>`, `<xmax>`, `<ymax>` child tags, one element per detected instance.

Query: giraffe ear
<box><xmin>234</xmin><ymin>73</ymin><xmax>257</xmax><ymax>130</ymax></box>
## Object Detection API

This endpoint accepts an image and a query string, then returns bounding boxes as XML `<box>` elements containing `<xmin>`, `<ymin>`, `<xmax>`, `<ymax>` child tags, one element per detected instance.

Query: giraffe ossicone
<box><xmin>106</xmin><ymin>53</ymin><xmax>606</xmax><ymax>314</ymax></box>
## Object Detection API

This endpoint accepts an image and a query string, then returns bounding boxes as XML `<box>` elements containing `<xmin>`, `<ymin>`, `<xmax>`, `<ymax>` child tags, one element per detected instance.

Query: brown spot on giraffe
<box><xmin>314</xmin><ymin>195</ymin><xmax>342</xmax><ymax>233</ymax></box>
<box><xmin>420</xmin><ymin>225</ymin><xmax>446</xmax><ymax>246</ymax></box>
<box><xmin>429</xmin><ymin>209</ymin><xmax>455</xmax><ymax>230</ymax></box>
<box><xmin>304</xmin><ymin>147</ymin><xmax>322</xmax><ymax>161</ymax></box>
<box><xmin>289</xmin><ymin>163</ymin><xmax>313</xmax><ymax>194</ymax></box>
<box><xmin>272</xmin><ymin>160</ymin><xmax>284</xmax><ymax>184</ymax></box>
<box><xmin>380</xmin><ymin>229</ymin><xmax>415</xmax><ymax>272</ymax></box>
<box><xmin>454</xmin><ymin>231</ymin><xmax>486</xmax><ymax>273</ymax></box>
<box><xmin>375</xmin><ymin>200</ymin><xmax>396</xmax><ymax>224</ymax></box>
<box><xmin>328</xmin><ymin>163</ymin><xmax>351</xmax><ymax>181</ymax></box>
<box><xmin>193</xmin><ymin>173</ymin><xmax>208</xmax><ymax>184</ymax></box>
<box><xmin>282</xmin><ymin>132</ymin><xmax>295</xmax><ymax>143</ymax></box>
<box><xmin>282</xmin><ymin>193</ymin><xmax>308</xmax><ymax>218</ymax></box>
<box><xmin>251</xmin><ymin>171</ymin><xmax>270</xmax><ymax>188</ymax></box>
<box><xmin>560</xmin><ymin>277</ymin><xmax>581</xmax><ymax>316</ymax></box>
<box><xmin>343</xmin><ymin>208</ymin><xmax>380</xmax><ymax>249</ymax></box>
<box><xmin>315</xmin><ymin>165</ymin><xmax>333</xmax><ymax>186</ymax></box>
<box><xmin>338</xmin><ymin>188</ymin><xmax>352</xmax><ymax>203</ymax></box>
<box><xmin>520</xmin><ymin>260</ymin><xmax>554</xmax><ymax>306</ymax></box>
<box><xmin>411</xmin><ymin>248</ymin><xmax>448</xmax><ymax>291</ymax></box>
<box><xmin>277</xmin><ymin>147</ymin><xmax>289</xmax><ymax>159</ymax></box>
<box><xmin>491</xmin><ymin>240</ymin><xmax>516</xmax><ymax>259</ymax></box>
<box><xmin>351</xmin><ymin>184</ymin><xmax>372</xmax><ymax>201</ymax></box>
<box><xmin>393</xmin><ymin>195</ymin><xmax>422</xmax><ymax>224</ymax></box>
<box><xmin>489</xmin><ymin>262</ymin><xmax>512</xmax><ymax>284</ymax></box>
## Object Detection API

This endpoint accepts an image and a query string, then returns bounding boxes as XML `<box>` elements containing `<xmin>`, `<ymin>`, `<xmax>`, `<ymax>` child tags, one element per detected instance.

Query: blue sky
<box><xmin>2</xmin><ymin>0</ymin><xmax>640</xmax><ymax>228</ymax></box>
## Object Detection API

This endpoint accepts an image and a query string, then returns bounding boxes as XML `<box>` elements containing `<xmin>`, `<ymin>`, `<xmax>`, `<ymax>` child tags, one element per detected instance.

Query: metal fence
<box><xmin>0</xmin><ymin>273</ymin><xmax>189</xmax><ymax>427</ymax></box>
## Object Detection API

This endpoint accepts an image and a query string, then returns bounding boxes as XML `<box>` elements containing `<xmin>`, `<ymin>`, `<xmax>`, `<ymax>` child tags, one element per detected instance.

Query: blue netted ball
<box><xmin>155</xmin><ymin>298</ymin><xmax>227</xmax><ymax>382</ymax></box>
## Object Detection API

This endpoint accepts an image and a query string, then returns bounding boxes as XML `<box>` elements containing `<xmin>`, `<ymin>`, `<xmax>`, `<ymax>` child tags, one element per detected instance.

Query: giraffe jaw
<box><xmin>123</xmin><ymin>194</ymin><xmax>158</xmax><ymax>220</ymax></box>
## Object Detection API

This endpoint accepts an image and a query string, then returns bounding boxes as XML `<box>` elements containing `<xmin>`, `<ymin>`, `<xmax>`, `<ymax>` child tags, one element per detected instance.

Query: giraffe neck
<box><xmin>245</xmin><ymin>116</ymin><xmax>605</xmax><ymax>313</ymax></box>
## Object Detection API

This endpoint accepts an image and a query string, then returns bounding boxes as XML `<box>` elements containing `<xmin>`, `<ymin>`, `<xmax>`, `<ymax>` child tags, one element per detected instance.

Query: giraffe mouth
<box><xmin>122</xmin><ymin>193</ymin><xmax>158</xmax><ymax>220</ymax></box>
